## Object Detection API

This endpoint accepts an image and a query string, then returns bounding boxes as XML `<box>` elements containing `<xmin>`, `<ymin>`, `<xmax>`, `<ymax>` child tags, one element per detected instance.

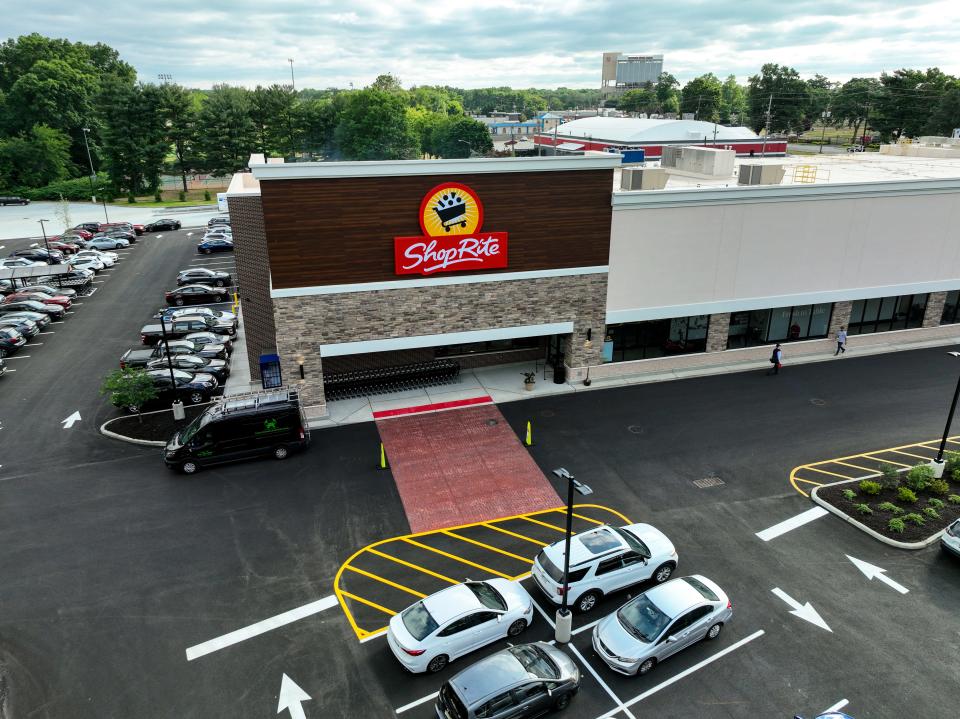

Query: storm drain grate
<box><xmin>485</xmin><ymin>418</ymin><xmax>499</xmax><ymax>426</ymax></box>
<box><xmin>810</xmin><ymin>398</ymin><xmax>828</xmax><ymax>406</ymax></box>
<box><xmin>693</xmin><ymin>476</ymin><xmax>725</xmax><ymax>489</ymax></box>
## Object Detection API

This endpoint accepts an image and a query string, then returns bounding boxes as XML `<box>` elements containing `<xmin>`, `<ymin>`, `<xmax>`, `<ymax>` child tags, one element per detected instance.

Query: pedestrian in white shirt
<box><xmin>835</xmin><ymin>326</ymin><xmax>847</xmax><ymax>356</ymax></box>
<box><xmin>766</xmin><ymin>343</ymin><xmax>783</xmax><ymax>375</ymax></box>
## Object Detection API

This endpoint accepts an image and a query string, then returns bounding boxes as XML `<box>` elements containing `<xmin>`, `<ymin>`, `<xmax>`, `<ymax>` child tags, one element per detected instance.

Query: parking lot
<box><xmin>0</xmin><ymin>225</ymin><xmax>958</xmax><ymax>718</ymax></box>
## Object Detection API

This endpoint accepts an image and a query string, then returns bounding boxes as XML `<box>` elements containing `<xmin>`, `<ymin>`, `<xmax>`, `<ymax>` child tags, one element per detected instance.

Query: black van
<box><xmin>163</xmin><ymin>389</ymin><xmax>310</xmax><ymax>474</ymax></box>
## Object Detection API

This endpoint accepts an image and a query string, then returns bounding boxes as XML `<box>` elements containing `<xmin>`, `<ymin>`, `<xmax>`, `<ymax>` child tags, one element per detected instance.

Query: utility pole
<box><xmin>861</xmin><ymin>103</ymin><xmax>870</xmax><ymax>150</ymax></box>
<box><xmin>760</xmin><ymin>93</ymin><xmax>773</xmax><ymax>157</ymax></box>
<box><xmin>81</xmin><ymin>127</ymin><xmax>97</xmax><ymax>203</ymax></box>
<box><xmin>819</xmin><ymin>110</ymin><xmax>831</xmax><ymax>153</ymax></box>
<box><xmin>288</xmin><ymin>59</ymin><xmax>295</xmax><ymax>91</ymax></box>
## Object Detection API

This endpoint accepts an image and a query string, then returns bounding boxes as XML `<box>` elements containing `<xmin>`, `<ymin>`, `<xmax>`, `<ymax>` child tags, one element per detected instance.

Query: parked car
<box><xmin>0</xmin><ymin>257</ymin><xmax>44</xmax><ymax>269</ymax></box>
<box><xmin>0</xmin><ymin>279</ymin><xmax>14</xmax><ymax>295</ymax></box>
<box><xmin>18</xmin><ymin>284</ymin><xmax>77</xmax><ymax>299</ymax></box>
<box><xmin>140</xmin><ymin>315</ymin><xmax>236</xmax><ymax>345</ymax></box>
<box><xmin>0</xmin><ymin>299</ymin><xmax>65</xmax><ymax>319</ymax></box>
<box><xmin>794</xmin><ymin>713</ymin><xmax>855</xmax><ymax>719</ymax></box>
<box><xmin>207</xmin><ymin>215</ymin><xmax>230</xmax><ymax>227</ymax></box>
<box><xmin>532</xmin><ymin>523</ymin><xmax>678</xmax><ymax>613</ymax></box>
<box><xmin>942</xmin><ymin>518</ymin><xmax>960</xmax><ymax>558</ymax></box>
<box><xmin>86</xmin><ymin>236</ymin><xmax>129</xmax><ymax>250</ymax></box>
<box><xmin>185</xmin><ymin>331</ymin><xmax>233</xmax><ymax>354</ymax></box>
<box><xmin>154</xmin><ymin>306</ymin><xmax>237</xmax><ymax>326</ymax></box>
<box><xmin>165</xmin><ymin>284</ymin><xmax>229</xmax><ymax>306</ymax></box>
<box><xmin>68</xmin><ymin>255</ymin><xmax>104</xmax><ymax>273</ymax></box>
<box><xmin>101</xmin><ymin>221</ymin><xmax>143</xmax><ymax>236</ymax></box>
<box><xmin>47</xmin><ymin>240</ymin><xmax>80</xmax><ymax>255</ymax></box>
<box><xmin>387</xmin><ymin>579</ymin><xmax>535</xmax><ymax>674</ymax></box>
<box><xmin>73</xmin><ymin>223</ymin><xmax>101</xmax><ymax>234</ymax></box>
<box><xmin>0</xmin><ymin>310</ymin><xmax>51</xmax><ymax>330</ymax></box>
<box><xmin>176</xmin><ymin>268</ymin><xmax>232</xmax><ymax>287</ymax></box>
<box><xmin>0</xmin><ymin>326</ymin><xmax>27</xmax><ymax>357</ymax></box>
<box><xmin>146</xmin><ymin>354</ymin><xmax>230</xmax><ymax>383</ymax></box>
<box><xmin>436</xmin><ymin>643</ymin><xmax>581</xmax><ymax>719</ymax></box>
<box><xmin>97</xmin><ymin>229</ymin><xmax>137</xmax><ymax>243</ymax></box>
<box><xmin>112</xmin><ymin>368</ymin><xmax>218</xmax><ymax>413</ymax></box>
<box><xmin>197</xmin><ymin>238</ymin><xmax>233</xmax><ymax>254</ymax></box>
<box><xmin>163</xmin><ymin>390</ymin><xmax>309</xmax><ymax>474</ymax></box>
<box><xmin>592</xmin><ymin>574</ymin><xmax>732</xmax><ymax>676</ymax></box>
<box><xmin>0</xmin><ymin>196</ymin><xmax>29</xmax><ymax>205</ymax></box>
<box><xmin>61</xmin><ymin>228</ymin><xmax>92</xmax><ymax>240</ymax></box>
<box><xmin>9</xmin><ymin>248</ymin><xmax>63</xmax><ymax>264</ymax></box>
<box><xmin>121</xmin><ymin>339</ymin><xmax>227</xmax><ymax>368</ymax></box>
<box><xmin>0</xmin><ymin>316</ymin><xmax>39</xmax><ymax>338</ymax></box>
<box><xmin>0</xmin><ymin>357</ymin><xmax>5</xmax><ymax>376</ymax></box>
<box><xmin>144</xmin><ymin>218</ymin><xmax>182</xmax><ymax>232</ymax></box>
<box><xmin>75</xmin><ymin>249</ymin><xmax>116</xmax><ymax>267</ymax></box>
<box><xmin>37</xmin><ymin>270</ymin><xmax>92</xmax><ymax>290</ymax></box>
<box><xmin>3</xmin><ymin>291</ymin><xmax>71</xmax><ymax>309</ymax></box>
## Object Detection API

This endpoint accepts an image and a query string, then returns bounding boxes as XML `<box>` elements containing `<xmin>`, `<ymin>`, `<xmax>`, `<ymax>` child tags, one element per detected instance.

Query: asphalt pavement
<box><xmin>1</xmin><ymin>232</ymin><xmax>958</xmax><ymax>718</ymax></box>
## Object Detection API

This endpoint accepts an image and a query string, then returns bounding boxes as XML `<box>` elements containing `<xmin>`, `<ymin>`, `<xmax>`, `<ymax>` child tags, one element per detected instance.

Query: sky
<box><xmin>10</xmin><ymin>0</ymin><xmax>960</xmax><ymax>90</ymax></box>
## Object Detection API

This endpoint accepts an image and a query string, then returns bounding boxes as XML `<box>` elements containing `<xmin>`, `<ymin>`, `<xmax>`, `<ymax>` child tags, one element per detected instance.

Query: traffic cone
<box><xmin>378</xmin><ymin>442</ymin><xmax>388</xmax><ymax>470</ymax></box>
<box><xmin>524</xmin><ymin>421</ymin><xmax>533</xmax><ymax>447</ymax></box>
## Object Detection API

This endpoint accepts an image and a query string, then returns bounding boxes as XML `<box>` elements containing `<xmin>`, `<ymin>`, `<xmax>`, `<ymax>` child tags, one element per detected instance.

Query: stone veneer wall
<box><xmin>705</xmin><ymin>313</ymin><xmax>730</xmax><ymax>352</ymax></box>
<box><xmin>272</xmin><ymin>273</ymin><xmax>608</xmax><ymax>409</ymax></box>
<box><xmin>828</xmin><ymin>301</ymin><xmax>853</xmax><ymax>339</ymax></box>
<box><xmin>923</xmin><ymin>291</ymin><xmax>948</xmax><ymax>328</ymax></box>
<box><xmin>227</xmin><ymin>194</ymin><xmax>276</xmax><ymax>380</ymax></box>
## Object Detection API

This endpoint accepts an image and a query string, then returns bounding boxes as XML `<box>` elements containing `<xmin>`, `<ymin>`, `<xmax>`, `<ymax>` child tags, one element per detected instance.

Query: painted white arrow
<box><xmin>61</xmin><ymin>411</ymin><xmax>81</xmax><ymax>429</ymax></box>
<box><xmin>846</xmin><ymin>555</ymin><xmax>909</xmax><ymax>594</ymax></box>
<box><xmin>277</xmin><ymin>674</ymin><xmax>311</xmax><ymax>719</ymax></box>
<box><xmin>771</xmin><ymin>587</ymin><xmax>832</xmax><ymax>632</ymax></box>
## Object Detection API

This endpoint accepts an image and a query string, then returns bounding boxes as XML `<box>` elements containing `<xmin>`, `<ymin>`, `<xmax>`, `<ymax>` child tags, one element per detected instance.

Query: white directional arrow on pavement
<box><xmin>277</xmin><ymin>674</ymin><xmax>311</xmax><ymax>719</ymax></box>
<box><xmin>771</xmin><ymin>587</ymin><xmax>832</xmax><ymax>632</ymax></box>
<box><xmin>61</xmin><ymin>411</ymin><xmax>81</xmax><ymax>429</ymax></box>
<box><xmin>846</xmin><ymin>555</ymin><xmax>909</xmax><ymax>594</ymax></box>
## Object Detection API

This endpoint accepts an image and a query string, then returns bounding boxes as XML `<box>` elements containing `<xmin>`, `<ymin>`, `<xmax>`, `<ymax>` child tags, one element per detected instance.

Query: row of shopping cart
<box><xmin>324</xmin><ymin>359</ymin><xmax>461</xmax><ymax>401</ymax></box>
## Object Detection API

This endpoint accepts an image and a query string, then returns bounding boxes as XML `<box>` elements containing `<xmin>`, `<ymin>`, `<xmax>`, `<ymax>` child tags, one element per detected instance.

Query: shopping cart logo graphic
<box><xmin>394</xmin><ymin>182</ymin><xmax>508</xmax><ymax>276</ymax></box>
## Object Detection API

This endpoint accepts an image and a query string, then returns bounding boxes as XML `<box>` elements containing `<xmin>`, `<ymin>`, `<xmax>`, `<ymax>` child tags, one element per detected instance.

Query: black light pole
<box><xmin>37</xmin><ymin>219</ymin><xmax>51</xmax><ymax>254</ymax></box>
<box><xmin>933</xmin><ymin>351</ymin><xmax>960</xmax><ymax>472</ymax></box>
<box><xmin>160</xmin><ymin>315</ymin><xmax>185</xmax><ymax>420</ymax></box>
<box><xmin>552</xmin><ymin>467</ymin><xmax>592</xmax><ymax>642</ymax></box>
<box><xmin>82</xmin><ymin>127</ymin><xmax>109</xmax><ymax>222</ymax></box>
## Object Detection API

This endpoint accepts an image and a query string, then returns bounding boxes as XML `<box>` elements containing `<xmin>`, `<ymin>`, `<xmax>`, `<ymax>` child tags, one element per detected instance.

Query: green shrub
<box><xmin>888</xmin><ymin>518</ymin><xmax>906</xmax><ymax>533</ymax></box>
<box><xmin>842</xmin><ymin>488</ymin><xmax>857</xmax><ymax>500</ymax></box>
<box><xmin>902</xmin><ymin>512</ymin><xmax>925</xmax><ymax>526</ymax></box>
<box><xmin>17</xmin><ymin>174</ymin><xmax>111</xmax><ymax>201</ymax></box>
<box><xmin>178</xmin><ymin>190</ymin><xmax>186</xmax><ymax>202</ymax></box>
<box><xmin>204</xmin><ymin>190</ymin><xmax>212</xmax><ymax>201</ymax></box>
<box><xmin>126</xmin><ymin>192</ymin><xmax>136</xmax><ymax>203</ymax></box>
<box><xmin>944</xmin><ymin>450</ymin><xmax>960</xmax><ymax>477</ymax></box>
<box><xmin>923</xmin><ymin>507</ymin><xmax>940</xmax><ymax>520</ymax></box>
<box><xmin>928</xmin><ymin>479</ymin><xmax>950</xmax><ymax>496</ymax></box>
<box><xmin>858</xmin><ymin>480</ymin><xmax>882</xmax><ymax>495</ymax></box>
<box><xmin>154</xmin><ymin>189</ymin><xmax>162</xmax><ymax>202</ymax></box>
<box><xmin>928</xmin><ymin>497</ymin><xmax>945</xmax><ymax>509</ymax></box>
<box><xmin>948</xmin><ymin>494</ymin><xmax>960</xmax><ymax>505</ymax></box>
<box><xmin>897</xmin><ymin>486</ymin><xmax>918</xmax><ymax>503</ymax></box>
<box><xmin>877</xmin><ymin>501</ymin><xmax>904</xmax><ymax>514</ymax></box>
<box><xmin>905</xmin><ymin>464</ymin><xmax>934</xmax><ymax>491</ymax></box>
<box><xmin>878</xmin><ymin>463</ymin><xmax>900</xmax><ymax>490</ymax></box>
<box><xmin>853</xmin><ymin>503</ymin><xmax>873</xmax><ymax>515</ymax></box>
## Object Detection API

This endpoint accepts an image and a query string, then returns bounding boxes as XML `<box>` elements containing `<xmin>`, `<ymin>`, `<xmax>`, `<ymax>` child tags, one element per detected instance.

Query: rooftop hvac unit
<box><xmin>621</xmin><ymin>167</ymin><xmax>668</xmax><ymax>191</ymax></box>
<box><xmin>661</xmin><ymin>146</ymin><xmax>684</xmax><ymax>168</ymax></box>
<box><xmin>738</xmin><ymin>164</ymin><xmax>785</xmax><ymax>185</ymax></box>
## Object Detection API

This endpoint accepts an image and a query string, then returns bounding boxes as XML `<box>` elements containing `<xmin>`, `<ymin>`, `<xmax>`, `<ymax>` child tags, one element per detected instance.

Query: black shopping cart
<box><xmin>433</xmin><ymin>199</ymin><xmax>468</xmax><ymax>232</ymax></box>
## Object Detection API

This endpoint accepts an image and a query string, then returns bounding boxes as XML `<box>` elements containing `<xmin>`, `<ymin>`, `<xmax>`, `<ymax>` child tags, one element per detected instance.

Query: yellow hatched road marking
<box><xmin>793</xmin><ymin>477</ymin><xmax>824</xmax><ymax>486</ymax></box>
<box><xmin>862</xmin><ymin>455</ymin><xmax>910</xmax><ymax>468</ymax></box>
<box><xmin>804</xmin><ymin>466</ymin><xmax>862</xmax><ymax>480</ymax></box>
<box><xmin>343</xmin><ymin>565</ymin><xmax>427</xmax><ymax>599</ymax></box>
<box><xmin>519</xmin><ymin>515</ymin><xmax>569</xmax><ymax>533</ymax></box>
<box><xmin>441</xmin><ymin>530</ymin><xmax>531</xmax><ymax>564</ymax></box>
<box><xmin>340</xmin><ymin>590</ymin><xmax>397</xmax><ymax>617</ymax></box>
<box><xmin>366</xmin><ymin>547</ymin><xmax>459</xmax><ymax>585</ymax></box>
<box><xmin>482</xmin><ymin>522</ymin><xmax>547</xmax><ymax>547</ymax></box>
<box><xmin>568</xmin><ymin>511</ymin><xmax>605</xmax><ymax>525</ymax></box>
<box><xmin>834</xmin><ymin>459</ymin><xmax>880</xmax><ymax>473</ymax></box>
<box><xmin>402</xmin><ymin>538</ymin><xmax>513</xmax><ymax>579</ymax></box>
<box><xmin>888</xmin><ymin>449</ymin><xmax>936</xmax><ymax>461</ymax></box>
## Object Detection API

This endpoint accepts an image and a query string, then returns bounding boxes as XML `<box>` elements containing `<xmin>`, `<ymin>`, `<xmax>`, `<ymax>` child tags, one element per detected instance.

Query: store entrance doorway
<box><xmin>546</xmin><ymin>334</ymin><xmax>566</xmax><ymax>383</ymax></box>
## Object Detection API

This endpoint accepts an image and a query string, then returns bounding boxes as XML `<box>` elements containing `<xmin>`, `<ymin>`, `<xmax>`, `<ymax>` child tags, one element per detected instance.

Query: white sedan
<box><xmin>69</xmin><ymin>255</ymin><xmax>104</xmax><ymax>273</ymax></box>
<box><xmin>0</xmin><ymin>258</ymin><xmax>44</xmax><ymax>268</ymax></box>
<box><xmin>75</xmin><ymin>250</ymin><xmax>117</xmax><ymax>267</ymax></box>
<box><xmin>86</xmin><ymin>236</ymin><xmax>129</xmax><ymax>250</ymax></box>
<box><xmin>387</xmin><ymin>579</ymin><xmax>534</xmax><ymax>673</ymax></box>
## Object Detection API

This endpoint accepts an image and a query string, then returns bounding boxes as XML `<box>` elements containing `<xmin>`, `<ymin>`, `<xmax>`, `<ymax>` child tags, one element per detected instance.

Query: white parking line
<box><xmin>25</xmin><ymin>343</ymin><xmax>43</xmax><ymax>346</ymax></box>
<box><xmin>92</xmin><ymin>280</ymin><xmax>106</xmax><ymax>284</ymax></box>
<box><xmin>6</xmin><ymin>355</ymin><xmax>30</xmax><ymax>359</ymax></box>
<box><xmin>37</xmin><ymin>332</ymin><xmax>54</xmax><ymax>335</ymax></box>
<box><xmin>572</xmin><ymin>618</ymin><xmax>601</xmax><ymax>636</ymax></box>
<box><xmin>824</xmin><ymin>699</ymin><xmax>850</xmax><ymax>712</ymax></box>
<box><xmin>755</xmin><ymin>507</ymin><xmax>829</xmax><ymax>542</ymax></box>
<box><xmin>395</xmin><ymin>692</ymin><xmax>440</xmax><ymax>715</ymax></box>
<box><xmin>72</xmin><ymin>302</ymin><xmax>84</xmax><ymax>305</ymax></box>
<box><xmin>569</xmin><ymin>642</ymin><xmax>636</xmax><ymax>719</ymax></box>
<box><xmin>4</xmin><ymin>368</ymin><xmax>15</xmax><ymax>372</ymax></box>
<box><xmin>65</xmin><ymin>311</ymin><xmax>75</xmax><ymax>314</ymax></box>
<box><xmin>594</xmin><ymin>629</ymin><xmax>766</xmax><ymax>718</ymax></box>
<box><xmin>184</xmin><ymin>594</ymin><xmax>339</xmax><ymax>661</ymax></box>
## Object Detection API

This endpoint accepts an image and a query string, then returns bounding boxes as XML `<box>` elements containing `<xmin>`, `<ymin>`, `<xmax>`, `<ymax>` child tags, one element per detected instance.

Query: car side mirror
<box><xmin>496</xmin><ymin>615</ymin><xmax>503</xmax><ymax>623</ymax></box>
<box><xmin>547</xmin><ymin>688</ymin><xmax>553</xmax><ymax>698</ymax></box>
<box><xmin>666</xmin><ymin>635</ymin><xmax>678</xmax><ymax>643</ymax></box>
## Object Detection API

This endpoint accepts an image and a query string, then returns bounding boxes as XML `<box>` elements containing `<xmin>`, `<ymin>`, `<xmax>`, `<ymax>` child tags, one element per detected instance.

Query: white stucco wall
<box><xmin>606</xmin><ymin>179</ymin><xmax>960</xmax><ymax>322</ymax></box>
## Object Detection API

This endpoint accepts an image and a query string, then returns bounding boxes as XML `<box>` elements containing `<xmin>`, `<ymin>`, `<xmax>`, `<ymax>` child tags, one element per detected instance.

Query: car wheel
<box><xmin>115</xmin><ymin>243</ymin><xmax>123</xmax><ymax>249</ymax></box>
<box><xmin>576</xmin><ymin>590</ymin><xmax>600</xmax><ymax>613</ymax></box>
<box><xmin>653</xmin><ymin>562</ymin><xmax>674</xmax><ymax>584</ymax></box>
<box><xmin>0</xmin><ymin>348</ymin><xmax>6</xmax><ymax>359</ymax></box>
<box><xmin>175</xmin><ymin>298</ymin><xmax>184</xmax><ymax>306</ymax></box>
<box><xmin>181</xmin><ymin>461</ymin><xmax>199</xmax><ymax>475</ymax></box>
<box><xmin>215</xmin><ymin>280</ymin><xmax>224</xmax><ymax>287</ymax></box>
<box><xmin>706</xmin><ymin>622</ymin><xmax>723</xmax><ymax>640</ymax></box>
<box><xmin>427</xmin><ymin>654</ymin><xmax>448</xmax><ymax>673</ymax></box>
<box><xmin>637</xmin><ymin>658</ymin><xmax>656</xmax><ymax>676</ymax></box>
<box><xmin>507</xmin><ymin>619</ymin><xmax>527</xmax><ymax>637</ymax></box>
<box><xmin>273</xmin><ymin>445</ymin><xmax>289</xmax><ymax>460</ymax></box>
<box><xmin>554</xmin><ymin>692</ymin><xmax>571</xmax><ymax>711</ymax></box>
<box><xmin>188</xmin><ymin>391</ymin><xmax>206</xmax><ymax>404</ymax></box>
<box><xmin>203</xmin><ymin>248</ymin><xmax>212</xmax><ymax>254</ymax></box>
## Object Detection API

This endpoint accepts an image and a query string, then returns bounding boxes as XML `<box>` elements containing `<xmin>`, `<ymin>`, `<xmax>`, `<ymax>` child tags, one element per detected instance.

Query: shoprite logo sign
<box><xmin>394</xmin><ymin>182</ymin><xmax>508</xmax><ymax>275</ymax></box>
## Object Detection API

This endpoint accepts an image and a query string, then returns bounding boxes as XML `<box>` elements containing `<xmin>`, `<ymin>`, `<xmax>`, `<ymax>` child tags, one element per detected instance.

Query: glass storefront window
<box><xmin>942</xmin><ymin>290</ymin><xmax>960</xmax><ymax>325</ymax></box>
<box><xmin>848</xmin><ymin>294</ymin><xmax>927</xmax><ymax>335</ymax></box>
<box><xmin>726</xmin><ymin>304</ymin><xmax>832</xmax><ymax>349</ymax></box>
<box><xmin>435</xmin><ymin>337</ymin><xmax>540</xmax><ymax>357</ymax></box>
<box><xmin>606</xmin><ymin>315</ymin><xmax>709</xmax><ymax>362</ymax></box>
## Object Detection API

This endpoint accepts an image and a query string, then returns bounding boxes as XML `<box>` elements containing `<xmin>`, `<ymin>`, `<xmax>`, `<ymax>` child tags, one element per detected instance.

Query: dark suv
<box><xmin>0</xmin><ymin>196</ymin><xmax>29</xmax><ymax>205</ymax></box>
<box><xmin>113</xmin><ymin>369</ymin><xmax>218</xmax><ymax>413</ymax></box>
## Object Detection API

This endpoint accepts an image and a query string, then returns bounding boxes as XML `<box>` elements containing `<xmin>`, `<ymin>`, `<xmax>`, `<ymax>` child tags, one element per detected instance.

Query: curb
<box><xmin>99</xmin><ymin>418</ymin><xmax>166</xmax><ymax>447</ymax></box>
<box><xmin>811</xmin><ymin>478</ymin><xmax>947</xmax><ymax>550</ymax></box>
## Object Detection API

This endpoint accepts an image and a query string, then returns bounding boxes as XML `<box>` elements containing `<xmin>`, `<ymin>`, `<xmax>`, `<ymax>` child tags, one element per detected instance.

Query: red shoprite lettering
<box><xmin>395</xmin><ymin>232</ymin><xmax>508</xmax><ymax>275</ymax></box>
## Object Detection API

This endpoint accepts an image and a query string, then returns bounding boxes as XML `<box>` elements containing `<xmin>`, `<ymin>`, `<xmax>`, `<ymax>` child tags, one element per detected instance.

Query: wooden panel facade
<box><xmin>261</xmin><ymin>169</ymin><xmax>614</xmax><ymax>289</ymax></box>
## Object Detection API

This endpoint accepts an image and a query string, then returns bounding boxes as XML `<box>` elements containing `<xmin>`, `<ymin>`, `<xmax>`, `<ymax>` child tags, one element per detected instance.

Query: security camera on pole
<box><xmin>551</xmin><ymin>467</ymin><xmax>593</xmax><ymax>643</ymax></box>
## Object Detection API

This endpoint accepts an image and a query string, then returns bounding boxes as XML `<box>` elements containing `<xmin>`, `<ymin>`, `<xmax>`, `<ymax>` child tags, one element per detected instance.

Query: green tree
<box><xmin>195</xmin><ymin>84</ymin><xmax>256</xmax><ymax>175</ymax></box>
<box><xmin>925</xmin><ymin>81</ymin><xmax>960</xmax><ymax>136</ymax></box>
<box><xmin>654</xmin><ymin>72</ymin><xmax>680</xmax><ymax>113</ymax></box>
<box><xmin>408</xmin><ymin>85</ymin><xmax>464</xmax><ymax>115</ymax></box>
<box><xmin>335</xmin><ymin>89</ymin><xmax>420</xmax><ymax>160</ymax></box>
<box><xmin>158</xmin><ymin>83</ymin><xmax>200</xmax><ymax>193</ymax></box>
<box><xmin>296</xmin><ymin>96</ymin><xmax>346</xmax><ymax>158</ymax></box>
<box><xmin>101</xmin><ymin>367</ymin><xmax>158</xmax><ymax>419</ymax></box>
<box><xmin>433</xmin><ymin>115</ymin><xmax>493</xmax><ymax>158</ymax></box>
<box><xmin>370</xmin><ymin>73</ymin><xmax>404</xmax><ymax>93</ymax></box>
<box><xmin>832</xmin><ymin>77</ymin><xmax>883</xmax><ymax>143</ymax></box>
<box><xmin>618</xmin><ymin>87</ymin><xmax>656</xmax><ymax>115</ymax></box>
<box><xmin>874</xmin><ymin>68</ymin><xmax>952</xmax><ymax>140</ymax></box>
<box><xmin>719</xmin><ymin>75</ymin><xmax>748</xmax><ymax>124</ymax></box>
<box><xmin>746</xmin><ymin>63</ymin><xmax>810</xmax><ymax>134</ymax></box>
<box><xmin>97</xmin><ymin>79</ymin><xmax>168</xmax><ymax>193</ymax></box>
<box><xmin>680</xmin><ymin>74</ymin><xmax>723</xmax><ymax>121</ymax></box>
<box><xmin>0</xmin><ymin>123</ymin><xmax>71</xmax><ymax>188</ymax></box>
<box><xmin>804</xmin><ymin>74</ymin><xmax>836</xmax><ymax>128</ymax></box>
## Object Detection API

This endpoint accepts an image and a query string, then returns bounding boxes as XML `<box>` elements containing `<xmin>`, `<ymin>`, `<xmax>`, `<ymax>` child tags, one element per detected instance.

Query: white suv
<box><xmin>531</xmin><ymin>523</ymin><xmax>678</xmax><ymax>613</ymax></box>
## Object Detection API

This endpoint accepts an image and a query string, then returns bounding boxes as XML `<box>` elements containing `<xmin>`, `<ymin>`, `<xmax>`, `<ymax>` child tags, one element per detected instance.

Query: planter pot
<box><xmin>524</xmin><ymin>382</ymin><xmax>535</xmax><ymax>392</ymax></box>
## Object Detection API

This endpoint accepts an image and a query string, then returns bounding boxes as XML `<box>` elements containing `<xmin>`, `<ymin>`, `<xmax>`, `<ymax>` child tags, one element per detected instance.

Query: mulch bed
<box><xmin>104</xmin><ymin>403</ymin><xmax>209</xmax><ymax>442</ymax></box>
<box><xmin>818</xmin><ymin>479</ymin><xmax>960</xmax><ymax>543</ymax></box>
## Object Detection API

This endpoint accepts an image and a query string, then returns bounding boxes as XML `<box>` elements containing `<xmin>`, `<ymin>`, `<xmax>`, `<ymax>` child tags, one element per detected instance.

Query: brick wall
<box><xmin>706</xmin><ymin>313</ymin><xmax>730</xmax><ymax>352</ymax></box>
<box><xmin>923</xmin><ymin>292</ymin><xmax>947</xmax><ymax>328</ymax></box>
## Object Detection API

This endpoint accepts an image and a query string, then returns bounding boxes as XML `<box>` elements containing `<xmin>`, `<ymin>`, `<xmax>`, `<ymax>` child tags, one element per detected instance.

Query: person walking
<box><xmin>835</xmin><ymin>326</ymin><xmax>847</xmax><ymax>356</ymax></box>
<box><xmin>766</xmin><ymin>343</ymin><xmax>783</xmax><ymax>375</ymax></box>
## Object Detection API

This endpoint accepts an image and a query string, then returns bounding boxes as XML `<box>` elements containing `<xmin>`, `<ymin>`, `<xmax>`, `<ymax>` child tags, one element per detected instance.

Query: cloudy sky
<box><xmin>12</xmin><ymin>0</ymin><xmax>960</xmax><ymax>89</ymax></box>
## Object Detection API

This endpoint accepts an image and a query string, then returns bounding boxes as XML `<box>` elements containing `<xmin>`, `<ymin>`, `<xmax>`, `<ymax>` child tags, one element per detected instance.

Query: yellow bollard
<box><xmin>525</xmin><ymin>421</ymin><xmax>533</xmax><ymax>447</ymax></box>
<box><xmin>378</xmin><ymin>442</ymin><xmax>388</xmax><ymax>470</ymax></box>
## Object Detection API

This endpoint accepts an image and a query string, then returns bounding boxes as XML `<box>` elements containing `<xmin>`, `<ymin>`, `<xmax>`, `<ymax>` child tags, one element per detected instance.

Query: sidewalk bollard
<box><xmin>378</xmin><ymin>442</ymin><xmax>388</xmax><ymax>470</ymax></box>
<box><xmin>524</xmin><ymin>421</ymin><xmax>533</xmax><ymax>447</ymax></box>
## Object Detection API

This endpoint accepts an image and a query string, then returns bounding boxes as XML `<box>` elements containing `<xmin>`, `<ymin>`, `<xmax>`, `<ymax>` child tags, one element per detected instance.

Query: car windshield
<box><xmin>179</xmin><ymin>412</ymin><xmax>212</xmax><ymax>444</ymax></box>
<box><xmin>438</xmin><ymin>683</ymin><xmax>467</xmax><ymax>719</ymax></box>
<box><xmin>536</xmin><ymin>550</ymin><xmax>565</xmax><ymax>583</ymax></box>
<box><xmin>507</xmin><ymin>644</ymin><xmax>559</xmax><ymax>679</ymax></box>
<box><xmin>617</xmin><ymin>594</ymin><xmax>671</xmax><ymax>643</ymax></box>
<box><xmin>613</xmin><ymin>527</ymin><xmax>651</xmax><ymax>557</ymax></box>
<box><xmin>400</xmin><ymin>602</ymin><xmax>438</xmax><ymax>641</ymax></box>
<box><xmin>465</xmin><ymin>581</ymin><xmax>507</xmax><ymax>611</ymax></box>
<box><xmin>683</xmin><ymin>576</ymin><xmax>719</xmax><ymax>602</ymax></box>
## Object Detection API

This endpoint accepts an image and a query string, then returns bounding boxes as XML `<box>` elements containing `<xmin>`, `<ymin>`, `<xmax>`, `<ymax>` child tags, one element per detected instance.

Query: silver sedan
<box><xmin>592</xmin><ymin>574</ymin><xmax>732</xmax><ymax>676</ymax></box>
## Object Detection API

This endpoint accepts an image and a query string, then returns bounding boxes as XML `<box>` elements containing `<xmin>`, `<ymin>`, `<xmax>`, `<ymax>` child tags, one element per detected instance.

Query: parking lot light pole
<box><xmin>160</xmin><ymin>317</ymin><xmax>186</xmax><ymax>420</ymax></box>
<box><xmin>552</xmin><ymin>467</ymin><xmax>592</xmax><ymax>643</ymax></box>
<box><xmin>37</xmin><ymin>219</ymin><xmax>51</xmax><ymax>254</ymax></box>
<box><xmin>81</xmin><ymin>127</ymin><xmax>96</xmax><ymax>202</ymax></box>
<box><xmin>932</xmin><ymin>351</ymin><xmax>960</xmax><ymax>478</ymax></box>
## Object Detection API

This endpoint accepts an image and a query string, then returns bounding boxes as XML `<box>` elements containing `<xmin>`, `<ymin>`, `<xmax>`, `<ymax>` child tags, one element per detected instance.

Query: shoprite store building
<box><xmin>227</xmin><ymin>153</ymin><xmax>960</xmax><ymax>417</ymax></box>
